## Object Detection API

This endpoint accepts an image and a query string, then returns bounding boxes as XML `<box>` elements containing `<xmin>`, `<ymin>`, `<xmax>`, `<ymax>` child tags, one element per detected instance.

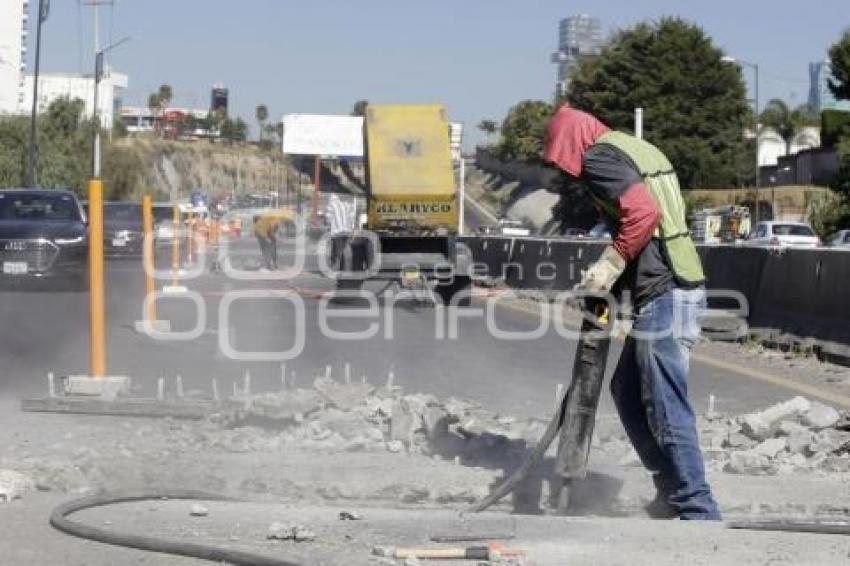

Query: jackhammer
<box><xmin>468</xmin><ymin>296</ymin><xmax>612</xmax><ymax>515</ymax></box>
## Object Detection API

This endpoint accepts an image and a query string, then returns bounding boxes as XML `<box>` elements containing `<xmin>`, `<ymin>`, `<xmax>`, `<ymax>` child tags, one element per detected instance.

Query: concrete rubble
<box><xmin>267</xmin><ymin>521</ymin><xmax>316</xmax><ymax>542</ymax></box>
<box><xmin>205</xmin><ymin>376</ymin><xmax>850</xmax><ymax>493</ymax></box>
<box><xmin>693</xmin><ymin>397</ymin><xmax>850</xmax><ymax>476</ymax></box>
<box><xmin>0</xmin><ymin>469</ymin><xmax>33</xmax><ymax>502</ymax></box>
<box><xmin>206</xmin><ymin>375</ymin><xmax>548</xmax><ymax>466</ymax></box>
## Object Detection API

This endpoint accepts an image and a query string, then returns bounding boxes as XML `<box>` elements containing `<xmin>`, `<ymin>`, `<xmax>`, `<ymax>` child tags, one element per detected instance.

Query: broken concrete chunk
<box><xmin>313</xmin><ymin>377</ymin><xmax>373</xmax><ymax>411</ymax></box>
<box><xmin>724</xmin><ymin>451</ymin><xmax>773</xmax><ymax>475</ymax></box>
<box><xmin>267</xmin><ymin>522</ymin><xmax>290</xmax><ymax>540</ymax></box>
<box><xmin>267</xmin><ymin>522</ymin><xmax>316</xmax><ymax>542</ymax></box>
<box><xmin>189</xmin><ymin>503</ymin><xmax>209</xmax><ymax>517</ymax></box>
<box><xmin>753</xmin><ymin>437</ymin><xmax>787</xmax><ymax>458</ymax></box>
<box><xmin>0</xmin><ymin>470</ymin><xmax>33</xmax><ymax>503</ymax></box>
<box><xmin>292</xmin><ymin>525</ymin><xmax>316</xmax><ymax>542</ymax></box>
<box><xmin>801</xmin><ymin>402</ymin><xmax>840</xmax><ymax>430</ymax></box>
<box><xmin>776</xmin><ymin>421</ymin><xmax>815</xmax><ymax>454</ymax></box>
<box><xmin>724</xmin><ymin>432</ymin><xmax>757</xmax><ymax>450</ymax></box>
<box><xmin>739</xmin><ymin>397</ymin><xmax>811</xmax><ymax>441</ymax></box>
<box><xmin>389</xmin><ymin>399</ymin><xmax>420</xmax><ymax>444</ymax></box>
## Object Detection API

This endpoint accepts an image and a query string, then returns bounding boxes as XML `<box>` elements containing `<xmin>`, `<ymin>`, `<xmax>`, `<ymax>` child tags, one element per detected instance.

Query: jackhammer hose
<box><xmin>465</xmin><ymin>385</ymin><xmax>569</xmax><ymax>513</ymax></box>
<box><xmin>50</xmin><ymin>489</ymin><xmax>306</xmax><ymax>566</ymax></box>
<box><xmin>727</xmin><ymin>518</ymin><xmax>850</xmax><ymax>536</ymax></box>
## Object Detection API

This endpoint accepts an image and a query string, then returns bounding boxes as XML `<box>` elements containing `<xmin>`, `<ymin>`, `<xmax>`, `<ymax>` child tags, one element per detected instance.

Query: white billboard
<box><xmin>282</xmin><ymin>114</ymin><xmax>364</xmax><ymax>157</ymax></box>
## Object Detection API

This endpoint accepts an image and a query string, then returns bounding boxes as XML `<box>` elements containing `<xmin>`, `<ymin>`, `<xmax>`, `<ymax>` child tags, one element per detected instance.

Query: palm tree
<box><xmin>147</xmin><ymin>93</ymin><xmax>161</xmax><ymax>134</ymax></box>
<box><xmin>477</xmin><ymin>119</ymin><xmax>498</xmax><ymax>146</ymax></box>
<box><xmin>255</xmin><ymin>104</ymin><xmax>269</xmax><ymax>142</ymax></box>
<box><xmin>157</xmin><ymin>84</ymin><xmax>173</xmax><ymax>108</ymax></box>
<box><xmin>759</xmin><ymin>99</ymin><xmax>819</xmax><ymax>155</ymax></box>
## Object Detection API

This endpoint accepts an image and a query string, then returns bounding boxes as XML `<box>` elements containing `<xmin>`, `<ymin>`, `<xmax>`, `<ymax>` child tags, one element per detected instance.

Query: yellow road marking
<box><xmin>690</xmin><ymin>352</ymin><xmax>850</xmax><ymax>409</ymax></box>
<box><xmin>485</xmin><ymin>295</ymin><xmax>850</xmax><ymax>409</ymax></box>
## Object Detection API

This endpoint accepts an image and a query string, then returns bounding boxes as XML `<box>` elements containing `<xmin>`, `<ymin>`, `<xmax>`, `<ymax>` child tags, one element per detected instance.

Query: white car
<box><xmin>747</xmin><ymin>221</ymin><xmax>821</xmax><ymax>248</ymax></box>
<box><xmin>824</xmin><ymin>229</ymin><xmax>850</xmax><ymax>248</ymax></box>
<box><xmin>497</xmin><ymin>219</ymin><xmax>531</xmax><ymax>237</ymax></box>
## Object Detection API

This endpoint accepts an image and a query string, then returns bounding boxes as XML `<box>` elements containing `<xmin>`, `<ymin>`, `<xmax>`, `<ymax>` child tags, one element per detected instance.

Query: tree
<box><xmin>827</xmin><ymin>31</ymin><xmax>850</xmax><ymax>200</ymax></box>
<box><xmin>351</xmin><ymin>100</ymin><xmax>369</xmax><ymax>117</ymax></box>
<box><xmin>255</xmin><ymin>104</ymin><xmax>269</xmax><ymax>142</ymax></box>
<box><xmin>759</xmin><ymin>99</ymin><xmax>820</xmax><ymax>155</ymax></box>
<box><xmin>566</xmin><ymin>17</ymin><xmax>750</xmax><ymax>189</ymax></box>
<box><xmin>497</xmin><ymin>101</ymin><xmax>553</xmax><ymax>161</ymax></box>
<box><xmin>219</xmin><ymin>117</ymin><xmax>248</xmax><ymax>144</ymax></box>
<box><xmin>477</xmin><ymin>119</ymin><xmax>498</xmax><ymax>145</ymax></box>
<box><xmin>157</xmin><ymin>84</ymin><xmax>173</xmax><ymax>108</ymax></box>
<box><xmin>828</xmin><ymin>30</ymin><xmax>850</xmax><ymax>101</ymax></box>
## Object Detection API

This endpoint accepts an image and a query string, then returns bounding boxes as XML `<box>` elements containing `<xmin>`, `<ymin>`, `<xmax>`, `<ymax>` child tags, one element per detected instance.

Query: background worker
<box><xmin>543</xmin><ymin>106</ymin><xmax>721</xmax><ymax>520</ymax></box>
<box><xmin>253</xmin><ymin>208</ymin><xmax>291</xmax><ymax>270</ymax></box>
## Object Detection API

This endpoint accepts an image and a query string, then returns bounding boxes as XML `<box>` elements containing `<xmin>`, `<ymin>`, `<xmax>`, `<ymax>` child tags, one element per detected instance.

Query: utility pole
<box><xmin>26</xmin><ymin>0</ymin><xmax>50</xmax><ymax>187</ymax></box>
<box><xmin>722</xmin><ymin>56</ymin><xmax>760</xmax><ymax>224</ymax></box>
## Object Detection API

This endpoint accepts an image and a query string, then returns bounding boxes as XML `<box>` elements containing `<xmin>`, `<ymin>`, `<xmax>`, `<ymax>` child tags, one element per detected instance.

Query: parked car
<box><xmin>0</xmin><ymin>189</ymin><xmax>88</xmax><ymax>288</ymax></box>
<box><xmin>746</xmin><ymin>221</ymin><xmax>821</xmax><ymax>248</ymax></box>
<box><xmin>586</xmin><ymin>222</ymin><xmax>613</xmax><ymax>241</ymax></box>
<box><xmin>825</xmin><ymin>229</ymin><xmax>850</xmax><ymax>248</ymax></box>
<box><xmin>103</xmin><ymin>202</ymin><xmax>145</xmax><ymax>256</ymax></box>
<box><xmin>153</xmin><ymin>203</ymin><xmax>176</xmax><ymax>244</ymax></box>
<box><xmin>496</xmin><ymin>218</ymin><xmax>531</xmax><ymax>236</ymax></box>
<box><xmin>562</xmin><ymin>227</ymin><xmax>588</xmax><ymax>239</ymax></box>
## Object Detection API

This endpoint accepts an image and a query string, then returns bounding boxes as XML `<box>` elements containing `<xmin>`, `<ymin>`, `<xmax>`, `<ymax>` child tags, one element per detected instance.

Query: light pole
<box><xmin>26</xmin><ymin>0</ymin><xmax>50</xmax><ymax>187</ymax></box>
<box><xmin>91</xmin><ymin>36</ymin><xmax>130</xmax><ymax>178</ymax></box>
<box><xmin>722</xmin><ymin>55</ymin><xmax>760</xmax><ymax>224</ymax></box>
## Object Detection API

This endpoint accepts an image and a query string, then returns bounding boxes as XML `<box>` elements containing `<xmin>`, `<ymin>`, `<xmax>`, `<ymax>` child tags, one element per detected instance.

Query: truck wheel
<box><xmin>435</xmin><ymin>275</ymin><xmax>472</xmax><ymax>306</ymax></box>
<box><xmin>335</xmin><ymin>279</ymin><xmax>363</xmax><ymax>291</ymax></box>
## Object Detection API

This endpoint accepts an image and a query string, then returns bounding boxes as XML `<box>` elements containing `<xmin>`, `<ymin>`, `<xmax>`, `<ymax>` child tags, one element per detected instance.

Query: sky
<box><xmin>26</xmin><ymin>0</ymin><xmax>850</xmax><ymax>148</ymax></box>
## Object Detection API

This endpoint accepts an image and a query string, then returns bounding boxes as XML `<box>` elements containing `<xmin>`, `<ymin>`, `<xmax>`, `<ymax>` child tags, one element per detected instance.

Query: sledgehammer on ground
<box><xmin>372</xmin><ymin>542</ymin><xmax>526</xmax><ymax>560</ymax></box>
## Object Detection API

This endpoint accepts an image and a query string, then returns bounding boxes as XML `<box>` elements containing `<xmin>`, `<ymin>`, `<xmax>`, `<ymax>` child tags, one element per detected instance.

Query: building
<box><xmin>211</xmin><ymin>84</ymin><xmax>228</xmax><ymax>114</ymax></box>
<box><xmin>0</xmin><ymin>0</ymin><xmax>28</xmax><ymax>114</ymax></box>
<box><xmin>120</xmin><ymin>105</ymin><xmax>210</xmax><ymax>138</ymax></box>
<box><xmin>20</xmin><ymin>70</ymin><xmax>128</xmax><ymax>129</ymax></box>
<box><xmin>808</xmin><ymin>59</ymin><xmax>850</xmax><ymax>112</ymax></box>
<box><xmin>551</xmin><ymin>14</ymin><xmax>603</xmax><ymax>97</ymax></box>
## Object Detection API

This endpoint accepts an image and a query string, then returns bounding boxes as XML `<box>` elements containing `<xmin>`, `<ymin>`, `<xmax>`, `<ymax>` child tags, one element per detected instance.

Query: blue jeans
<box><xmin>610</xmin><ymin>287</ymin><xmax>721</xmax><ymax>520</ymax></box>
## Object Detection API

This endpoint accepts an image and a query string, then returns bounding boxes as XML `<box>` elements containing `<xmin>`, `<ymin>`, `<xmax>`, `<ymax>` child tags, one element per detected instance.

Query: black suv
<box><xmin>0</xmin><ymin>189</ymin><xmax>88</xmax><ymax>289</ymax></box>
<box><xmin>103</xmin><ymin>202</ymin><xmax>144</xmax><ymax>256</ymax></box>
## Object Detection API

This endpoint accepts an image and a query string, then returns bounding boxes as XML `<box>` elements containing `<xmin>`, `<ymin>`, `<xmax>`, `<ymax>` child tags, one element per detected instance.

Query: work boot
<box><xmin>643</xmin><ymin>492</ymin><xmax>677</xmax><ymax>519</ymax></box>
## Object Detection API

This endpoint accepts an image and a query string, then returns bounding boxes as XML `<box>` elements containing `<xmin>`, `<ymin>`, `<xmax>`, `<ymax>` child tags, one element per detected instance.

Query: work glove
<box><xmin>576</xmin><ymin>245</ymin><xmax>626</xmax><ymax>293</ymax></box>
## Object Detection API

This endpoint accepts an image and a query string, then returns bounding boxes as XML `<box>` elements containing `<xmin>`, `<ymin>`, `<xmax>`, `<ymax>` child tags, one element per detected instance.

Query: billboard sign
<box><xmin>282</xmin><ymin>114</ymin><xmax>365</xmax><ymax>157</ymax></box>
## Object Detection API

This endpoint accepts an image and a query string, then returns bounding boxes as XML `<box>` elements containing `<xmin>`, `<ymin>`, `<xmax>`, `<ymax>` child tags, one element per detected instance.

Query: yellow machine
<box><xmin>337</xmin><ymin>104</ymin><xmax>471</xmax><ymax>302</ymax></box>
<box><xmin>366</xmin><ymin>105</ymin><xmax>458</xmax><ymax>232</ymax></box>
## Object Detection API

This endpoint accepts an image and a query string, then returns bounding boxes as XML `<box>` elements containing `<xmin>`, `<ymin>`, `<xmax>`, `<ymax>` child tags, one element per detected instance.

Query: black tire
<box><xmin>435</xmin><ymin>275</ymin><xmax>472</xmax><ymax>306</ymax></box>
<box><xmin>335</xmin><ymin>278</ymin><xmax>363</xmax><ymax>291</ymax></box>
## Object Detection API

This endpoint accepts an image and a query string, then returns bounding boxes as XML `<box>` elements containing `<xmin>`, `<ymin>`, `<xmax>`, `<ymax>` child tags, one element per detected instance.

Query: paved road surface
<box><xmin>0</xmin><ymin>237</ymin><xmax>798</xmax><ymax>419</ymax></box>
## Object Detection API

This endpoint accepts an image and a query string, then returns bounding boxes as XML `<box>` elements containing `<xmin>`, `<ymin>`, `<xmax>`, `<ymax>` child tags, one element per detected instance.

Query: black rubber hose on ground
<box><xmin>465</xmin><ymin>385</ymin><xmax>569</xmax><ymax>513</ymax></box>
<box><xmin>50</xmin><ymin>489</ymin><xmax>306</xmax><ymax>566</ymax></box>
<box><xmin>727</xmin><ymin>519</ymin><xmax>850</xmax><ymax>536</ymax></box>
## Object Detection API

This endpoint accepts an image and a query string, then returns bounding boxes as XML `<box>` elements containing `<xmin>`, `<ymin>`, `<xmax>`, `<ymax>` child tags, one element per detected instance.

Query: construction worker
<box><xmin>543</xmin><ymin>106</ymin><xmax>720</xmax><ymax>520</ymax></box>
<box><xmin>253</xmin><ymin>208</ymin><xmax>291</xmax><ymax>270</ymax></box>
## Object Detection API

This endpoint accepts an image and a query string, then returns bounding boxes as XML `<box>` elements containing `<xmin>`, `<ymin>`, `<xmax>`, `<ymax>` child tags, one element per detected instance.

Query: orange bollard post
<box><xmin>171</xmin><ymin>205</ymin><xmax>180</xmax><ymax>287</ymax></box>
<box><xmin>88</xmin><ymin>179</ymin><xmax>106</xmax><ymax>378</ymax></box>
<box><xmin>141</xmin><ymin>195</ymin><xmax>157</xmax><ymax>322</ymax></box>
<box><xmin>185</xmin><ymin>213</ymin><xmax>194</xmax><ymax>266</ymax></box>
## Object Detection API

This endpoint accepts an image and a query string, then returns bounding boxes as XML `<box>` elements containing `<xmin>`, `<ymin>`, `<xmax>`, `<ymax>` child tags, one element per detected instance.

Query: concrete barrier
<box><xmin>459</xmin><ymin>236</ymin><xmax>514</xmax><ymax>281</ymax></box>
<box><xmin>465</xmin><ymin>235</ymin><xmax>850</xmax><ymax>362</ymax></box>
<box><xmin>749</xmin><ymin>248</ymin><xmax>850</xmax><ymax>359</ymax></box>
<box><xmin>699</xmin><ymin>245</ymin><xmax>770</xmax><ymax>311</ymax></box>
